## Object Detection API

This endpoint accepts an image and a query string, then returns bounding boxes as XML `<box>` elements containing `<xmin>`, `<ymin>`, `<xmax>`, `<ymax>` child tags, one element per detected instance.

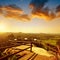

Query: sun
<box><xmin>0</xmin><ymin>23</ymin><xmax>7</xmax><ymax>32</ymax></box>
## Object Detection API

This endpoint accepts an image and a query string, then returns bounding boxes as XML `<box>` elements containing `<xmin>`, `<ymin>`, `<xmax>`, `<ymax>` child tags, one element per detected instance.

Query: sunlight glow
<box><xmin>0</xmin><ymin>23</ymin><xmax>7</xmax><ymax>32</ymax></box>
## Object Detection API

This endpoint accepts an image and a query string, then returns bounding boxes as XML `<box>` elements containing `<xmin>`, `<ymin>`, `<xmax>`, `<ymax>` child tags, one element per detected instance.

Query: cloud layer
<box><xmin>30</xmin><ymin>0</ymin><xmax>60</xmax><ymax>21</ymax></box>
<box><xmin>0</xmin><ymin>0</ymin><xmax>60</xmax><ymax>22</ymax></box>
<box><xmin>0</xmin><ymin>4</ymin><xmax>30</xmax><ymax>21</ymax></box>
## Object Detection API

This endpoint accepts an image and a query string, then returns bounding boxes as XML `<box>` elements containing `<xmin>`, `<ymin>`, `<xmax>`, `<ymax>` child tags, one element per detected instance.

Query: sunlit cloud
<box><xmin>0</xmin><ymin>4</ymin><xmax>30</xmax><ymax>21</ymax></box>
<box><xmin>0</xmin><ymin>0</ymin><xmax>60</xmax><ymax>22</ymax></box>
<box><xmin>19</xmin><ymin>14</ymin><xmax>31</xmax><ymax>21</ymax></box>
<box><xmin>29</xmin><ymin>0</ymin><xmax>60</xmax><ymax>21</ymax></box>
<box><xmin>56</xmin><ymin>5</ymin><xmax>60</xmax><ymax>18</ymax></box>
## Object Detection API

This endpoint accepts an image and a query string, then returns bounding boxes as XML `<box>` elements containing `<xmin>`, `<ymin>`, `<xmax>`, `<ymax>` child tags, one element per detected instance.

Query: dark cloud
<box><xmin>29</xmin><ymin>0</ymin><xmax>51</xmax><ymax>20</ymax></box>
<box><xmin>0</xmin><ymin>1</ymin><xmax>60</xmax><ymax>22</ymax></box>
<box><xmin>30</xmin><ymin>0</ymin><xmax>48</xmax><ymax>9</ymax></box>
<box><xmin>56</xmin><ymin>5</ymin><xmax>60</xmax><ymax>12</ymax></box>
<box><xmin>56</xmin><ymin>5</ymin><xmax>60</xmax><ymax>18</ymax></box>
<box><xmin>30</xmin><ymin>0</ymin><xmax>60</xmax><ymax>20</ymax></box>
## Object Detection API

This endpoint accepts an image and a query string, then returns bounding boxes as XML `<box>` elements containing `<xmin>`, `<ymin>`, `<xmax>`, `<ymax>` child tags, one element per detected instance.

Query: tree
<box><xmin>7</xmin><ymin>34</ymin><xmax>15</xmax><ymax>40</ymax></box>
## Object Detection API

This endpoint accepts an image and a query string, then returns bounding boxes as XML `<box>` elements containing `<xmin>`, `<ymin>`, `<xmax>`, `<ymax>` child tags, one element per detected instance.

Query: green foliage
<box><xmin>43</xmin><ymin>39</ymin><xmax>57</xmax><ymax>46</ymax></box>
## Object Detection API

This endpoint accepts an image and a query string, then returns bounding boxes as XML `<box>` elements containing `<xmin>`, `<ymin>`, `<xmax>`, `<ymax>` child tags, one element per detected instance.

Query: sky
<box><xmin>0</xmin><ymin>0</ymin><xmax>60</xmax><ymax>34</ymax></box>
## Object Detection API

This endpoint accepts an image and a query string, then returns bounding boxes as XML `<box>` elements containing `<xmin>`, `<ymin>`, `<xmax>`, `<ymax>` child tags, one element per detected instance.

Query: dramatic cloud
<box><xmin>56</xmin><ymin>5</ymin><xmax>60</xmax><ymax>18</ymax></box>
<box><xmin>4</xmin><ymin>5</ymin><xmax>24</xmax><ymax>14</ymax></box>
<box><xmin>30</xmin><ymin>0</ymin><xmax>48</xmax><ymax>9</ymax></box>
<box><xmin>5</xmin><ymin>11</ymin><xmax>30</xmax><ymax>21</ymax></box>
<box><xmin>29</xmin><ymin>0</ymin><xmax>50</xmax><ymax>20</ymax></box>
<box><xmin>0</xmin><ymin>4</ymin><xmax>30</xmax><ymax>21</ymax></box>
<box><xmin>56</xmin><ymin>5</ymin><xmax>60</xmax><ymax>12</ymax></box>
<box><xmin>31</xmin><ymin>7</ymin><xmax>51</xmax><ymax>20</ymax></box>
<box><xmin>29</xmin><ymin>0</ymin><xmax>60</xmax><ymax>20</ymax></box>
<box><xmin>0</xmin><ymin>1</ymin><xmax>60</xmax><ymax>22</ymax></box>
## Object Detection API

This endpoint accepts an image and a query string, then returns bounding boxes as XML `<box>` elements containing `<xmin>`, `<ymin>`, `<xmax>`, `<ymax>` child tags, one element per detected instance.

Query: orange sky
<box><xmin>0</xmin><ymin>0</ymin><xmax>60</xmax><ymax>34</ymax></box>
